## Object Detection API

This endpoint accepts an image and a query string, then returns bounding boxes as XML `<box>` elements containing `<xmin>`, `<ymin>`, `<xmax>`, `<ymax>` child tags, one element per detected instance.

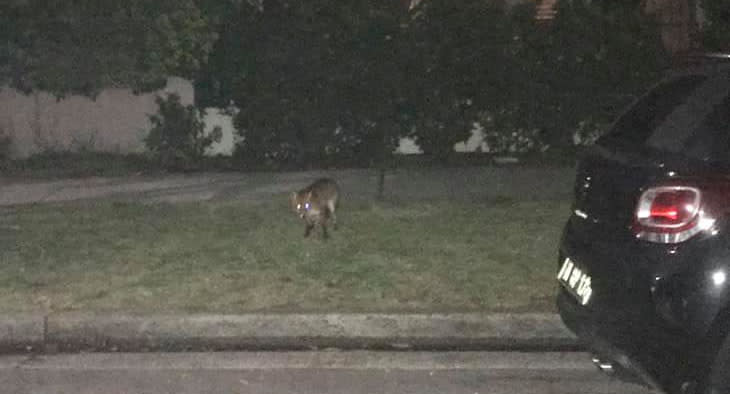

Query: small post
<box><xmin>377</xmin><ymin>166</ymin><xmax>386</xmax><ymax>200</ymax></box>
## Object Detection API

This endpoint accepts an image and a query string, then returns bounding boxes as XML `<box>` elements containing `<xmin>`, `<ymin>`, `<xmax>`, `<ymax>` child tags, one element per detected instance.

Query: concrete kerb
<box><xmin>0</xmin><ymin>313</ymin><xmax>579</xmax><ymax>353</ymax></box>
<box><xmin>0</xmin><ymin>314</ymin><xmax>45</xmax><ymax>352</ymax></box>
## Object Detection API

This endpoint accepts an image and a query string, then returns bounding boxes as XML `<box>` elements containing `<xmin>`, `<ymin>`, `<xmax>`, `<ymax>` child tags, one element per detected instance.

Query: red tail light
<box><xmin>633</xmin><ymin>186</ymin><xmax>714</xmax><ymax>243</ymax></box>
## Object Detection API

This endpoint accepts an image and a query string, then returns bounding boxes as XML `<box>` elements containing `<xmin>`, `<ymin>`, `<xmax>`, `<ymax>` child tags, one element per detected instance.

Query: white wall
<box><xmin>0</xmin><ymin>77</ymin><xmax>193</xmax><ymax>159</ymax></box>
<box><xmin>203</xmin><ymin>107</ymin><xmax>237</xmax><ymax>156</ymax></box>
<box><xmin>396</xmin><ymin>126</ymin><xmax>488</xmax><ymax>155</ymax></box>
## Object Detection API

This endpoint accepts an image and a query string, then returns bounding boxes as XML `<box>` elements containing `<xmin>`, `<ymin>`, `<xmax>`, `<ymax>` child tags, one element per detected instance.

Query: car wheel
<box><xmin>704</xmin><ymin>333</ymin><xmax>730</xmax><ymax>394</ymax></box>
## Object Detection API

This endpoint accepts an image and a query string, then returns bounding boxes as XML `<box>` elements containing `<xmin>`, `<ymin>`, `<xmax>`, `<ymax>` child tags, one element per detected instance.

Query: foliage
<box><xmin>0</xmin><ymin>0</ymin><xmax>217</xmax><ymax>97</ymax></box>
<box><xmin>480</xmin><ymin>111</ymin><xmax>547</xmax><ymax>154</ymax></box>
<box><xmin>204</xmin><ymin>0</ymin><xmax>336</xmax><ymax>166</ymax></box>
<box><xmin>145</xmin><ymin>93</ymin><xmax>221</xmax><ymax>168</ymax></box>
<box><xmin>199</xmin><ymin>0</ymin><xmax>509</xmax><ymax>166</ymax></box>
<box><xmin>196</xmin><ymin>0</ymin><xmax>668</xmax><ymax>165</ymax></box>
<box><xmin>491</xmin><ymin>0</ymin><xmax>668</xmax><ymax>153</ymax></box>
<box><xmin>206</xmin><ymin>0</ymin><xmax>416</xmax><ymax>168</ymax></box>
<box><xmin>406</xmin><ymin>0</ymin><xmax>507</xmax><ymax>159</ymax></box>
<box><xmin>336</xmin><ymin>0</ymin><xmax>416</xmax><ymax>166</ymax></box>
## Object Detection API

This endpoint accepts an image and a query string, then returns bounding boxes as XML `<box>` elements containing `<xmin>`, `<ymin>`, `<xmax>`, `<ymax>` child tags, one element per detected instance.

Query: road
<box><xmin>0</xmin><ymin>351</ymin><xmax>655</xmax><ymax>394</ymax></box>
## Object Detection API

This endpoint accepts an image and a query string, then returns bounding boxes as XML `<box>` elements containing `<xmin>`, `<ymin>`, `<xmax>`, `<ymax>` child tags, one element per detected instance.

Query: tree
<box><xmin>337</xmin><ymin>0</ymin><xmax>415</xmax><ymax>164</ymax></box>
<box><xmin>406</xmin><ymin>0</ymin><xmax>507</xmax><ymax>160</ymax></box>
<box><xmin>210</xmin><ymin>0</ymin><xmax>416</xmax><ymax>171</ymax></box>
<box><xmin>197</xmin><ymin>0</ymin><xmax>670</xmax><ymax>168</ymax></box>
<box><xmin>225</xmin><ymin>0</ymin><xmax>344</xmax><ymax>167</ymax></box>
<box><xmin>0</xmin><ymin>0</ymin><xmax>218</xmax><ymax>96</ymax></box>
<box><xmin>486</xmin><ymin>0</ymin><xmax>668</xmax><ymax>153</ymax></box>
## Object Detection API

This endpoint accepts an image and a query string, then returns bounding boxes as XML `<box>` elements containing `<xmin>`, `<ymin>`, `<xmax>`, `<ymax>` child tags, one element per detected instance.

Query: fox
<box><xmin>290</xmin><ymin>178</ymin><xmax>340</xmax><ymax>239</ymax></box>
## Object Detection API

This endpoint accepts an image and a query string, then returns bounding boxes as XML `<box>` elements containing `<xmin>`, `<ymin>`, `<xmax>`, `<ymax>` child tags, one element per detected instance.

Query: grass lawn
<box><xmin>0</xmin><ymin>197</ymin><xmax>569</xmax><ymax>314</ymax></box>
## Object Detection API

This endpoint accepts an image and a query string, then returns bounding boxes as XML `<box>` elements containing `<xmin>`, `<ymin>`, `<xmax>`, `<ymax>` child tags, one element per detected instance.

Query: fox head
<box><xmin>290</xmin><ymin>191</ymin><xmax>312</xmax><ymax>219</ymax></box>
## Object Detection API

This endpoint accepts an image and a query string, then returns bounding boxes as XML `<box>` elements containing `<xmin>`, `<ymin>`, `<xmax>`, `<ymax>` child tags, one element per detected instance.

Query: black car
<box><xmin>557</xmin><ymin>55</ymin><xmax>730</xmax><ymax>394</ymax></box>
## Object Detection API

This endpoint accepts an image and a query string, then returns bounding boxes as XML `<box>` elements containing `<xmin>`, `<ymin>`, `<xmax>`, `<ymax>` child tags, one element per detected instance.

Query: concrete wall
<box><xmin>0</xmin><ymin>78</ymin><xmax>193</xmax><ymax>159</ymax></box>
<box><xmin>203</xmin><ymin>108</ymin><xmax>238</xmax><ymax>156</ymax></box>
<box><xmin>394</xmin><ymin>127</ymin><xmax>489</xmax><ymax>155</ymax></box>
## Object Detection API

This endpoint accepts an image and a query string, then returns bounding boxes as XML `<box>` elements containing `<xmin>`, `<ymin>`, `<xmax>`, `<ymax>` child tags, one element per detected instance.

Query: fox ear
<box><xmin>290</xmin><ymin>192</ymin><xmax>297</xmax><ymax>206</ymax></box>
<box><xmin>306</xmin><ymin>191</ymin><xmax>312</xmax><ymax>200</ymax></box>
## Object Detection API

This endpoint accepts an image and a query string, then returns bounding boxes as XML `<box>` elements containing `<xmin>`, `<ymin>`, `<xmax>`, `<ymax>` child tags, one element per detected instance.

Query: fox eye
<box><xmin>304</xmin><ymin>203</ymin><xmax>310</xmax><ymax>209</ymax></box>
<box><xmin>296</xmin><ymin>203</ymin><xmax>301</xmax><ymax>210</ymax></box>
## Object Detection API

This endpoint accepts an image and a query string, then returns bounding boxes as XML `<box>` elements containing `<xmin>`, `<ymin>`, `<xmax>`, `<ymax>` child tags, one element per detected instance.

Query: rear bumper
<box><xmin>589</xmin><ymin>345</ymin><xmax>660</xmax><ymax>389</ymax></box>
<box><xmin>557</xmin><ymin>290</ymin><xmax>664</xmax><ymax>390</ymax></box>
<box><xmin>558</xmin><ymin>274</ymin><xmax>697</xmax><ymax>394</ymax></box>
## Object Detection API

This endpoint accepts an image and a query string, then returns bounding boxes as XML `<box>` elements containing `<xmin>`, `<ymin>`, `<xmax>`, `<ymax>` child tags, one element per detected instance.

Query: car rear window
<box><xmin>683</xmin><ymin>94</ymin><xmax>730</xmax><ymax>162</ymax></box>
<box><xmin>598</xmin><ymin>73</ymin><xmax>730</xmax><ymax>162</ymax></box>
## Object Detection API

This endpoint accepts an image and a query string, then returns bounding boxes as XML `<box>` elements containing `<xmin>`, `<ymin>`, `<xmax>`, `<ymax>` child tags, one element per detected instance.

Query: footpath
<box><xmin>0</xmin><ymin>168</ymin><xmax>578</xmax><ymax>353</ymax></box>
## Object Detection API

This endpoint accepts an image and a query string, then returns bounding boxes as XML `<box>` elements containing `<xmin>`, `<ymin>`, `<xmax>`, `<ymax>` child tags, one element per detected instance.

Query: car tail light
<box><xmin>633</xmin><ymin>186</ymin><xmax>714</xmax><ymax>243</ymax></box>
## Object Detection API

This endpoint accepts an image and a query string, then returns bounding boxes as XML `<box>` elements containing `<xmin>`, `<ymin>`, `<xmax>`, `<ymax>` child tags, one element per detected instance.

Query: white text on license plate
<box><xmin>557</xmin><ymin>257</ymin><xmax>593</xmax><ymax>306</ymax></box>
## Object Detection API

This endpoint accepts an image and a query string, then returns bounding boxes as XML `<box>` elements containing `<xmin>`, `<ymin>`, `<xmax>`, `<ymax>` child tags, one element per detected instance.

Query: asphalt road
<box><xmin>0</xmin><ymin>351</ymin><xmax>655</xmax><ymax>394</ymax></box>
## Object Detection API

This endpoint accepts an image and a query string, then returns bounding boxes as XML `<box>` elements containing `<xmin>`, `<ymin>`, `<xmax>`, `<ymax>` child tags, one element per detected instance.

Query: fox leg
<box><xmin>304</xmin><ymin>223</ymin><xmax>314</xmax><ymax>237</ymax></box>
<box><xmin>327</xmin><ymin>201</ymin><xmax>337</xmax><ymax>230</ymax></box>
<box><xmin>321</xmin><ymin>223</ymin><xmax>329</xmax><ymax>240</ymax></box>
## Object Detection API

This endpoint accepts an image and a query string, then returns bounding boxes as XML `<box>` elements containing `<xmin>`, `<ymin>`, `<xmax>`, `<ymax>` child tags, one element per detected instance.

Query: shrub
<box><xmin>490</xmin><ymin>0</ymin><xmax>668</xmax><ymax>153</ymax></box>
<box><xmin>203</xmin><ymin>0</ymin><xmax>668</xmax><ymax>167</ymax></box>
<box><xmin>145</xmin><ymin>93</ymin><xmax>221</xmax><ymax>169</ymax></box>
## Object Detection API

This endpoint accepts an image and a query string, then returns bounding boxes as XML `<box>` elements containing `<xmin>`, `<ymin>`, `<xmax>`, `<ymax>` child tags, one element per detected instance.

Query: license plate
<box><xmin>557</xmin><ymin>257</ymin><xmax>593</xmax><ymax>306</ymax></box>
